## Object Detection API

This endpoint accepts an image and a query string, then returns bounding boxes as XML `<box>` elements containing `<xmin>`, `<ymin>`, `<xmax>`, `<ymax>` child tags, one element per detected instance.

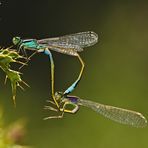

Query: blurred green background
<box><xmin>0</xmin><ymin>0</ymin><xmax>148</xmax><ymax>148</ymax></box>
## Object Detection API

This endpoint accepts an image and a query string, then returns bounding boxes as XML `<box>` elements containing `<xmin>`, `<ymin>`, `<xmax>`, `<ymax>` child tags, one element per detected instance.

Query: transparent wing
<box><xmin>78</xmin><ymin>99</ymin><xmax>147</xmax><ymax>127</ymax></box>
<box><xmin>49</xmin><ymin>47</ymin><xmax>78</xmax><ymax>56</ymax></box>
<box><xmin>38</xmin><ymin>31</ymin><xmax>98</xmax><ymax>55</ymax></box>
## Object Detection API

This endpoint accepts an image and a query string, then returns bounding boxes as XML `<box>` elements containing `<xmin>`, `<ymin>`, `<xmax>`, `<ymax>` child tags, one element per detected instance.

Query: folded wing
<box><xmin>38</xmin><ymin>31</ymin><xmax>98</xmax><ymax>56</ymax></box>
<box><xmin>78</xmin><ymin>99</ymin><xmax>147</xmax><ymax>127</ymax></box>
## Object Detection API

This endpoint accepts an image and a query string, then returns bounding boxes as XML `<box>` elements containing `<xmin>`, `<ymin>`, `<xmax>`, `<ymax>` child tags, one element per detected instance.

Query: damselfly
<box><xmin>12</xmin><ymin>31</ymin><xmax>98</xmax><ymax>108</ymax></box>
<box><xmin>44</xmin><ymin>91</ymin><xmax>147</xmax><ymax>128</ymax></box>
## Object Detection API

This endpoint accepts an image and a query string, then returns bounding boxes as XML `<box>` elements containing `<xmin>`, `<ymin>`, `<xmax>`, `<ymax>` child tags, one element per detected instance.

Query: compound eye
<box><xmin>12</xmin><ymin>37</ymin><xmax>20</xmax><ymax>45</ymax></box>
<box><xmin>55</xmin><ymin>92</ymin><xmax>64</xmax><ymax>101</ymax></box>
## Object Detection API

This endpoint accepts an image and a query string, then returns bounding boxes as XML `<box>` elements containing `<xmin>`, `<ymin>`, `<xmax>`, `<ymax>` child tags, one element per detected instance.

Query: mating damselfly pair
<box><xmin>13</xmin><ymin>31</ymin><xmax>147</xmax><ymax>127</ymax></box>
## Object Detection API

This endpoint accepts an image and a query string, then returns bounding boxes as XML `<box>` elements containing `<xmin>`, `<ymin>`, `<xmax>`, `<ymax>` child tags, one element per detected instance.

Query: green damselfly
<box><xmin>12</xmin><ymin>31</ymin><xmax>98</xmax><ymax>108</ymax></box>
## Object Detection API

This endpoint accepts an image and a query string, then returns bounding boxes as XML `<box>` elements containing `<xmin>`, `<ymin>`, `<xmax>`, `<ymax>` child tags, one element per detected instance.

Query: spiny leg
<box><xmin>64</xmin><ymin>53</ymin><xmax>85</xmax><ymax>95</ymax></box>
<box><xmin>44</xmin><ymin>99</ymin><xmax>58</xmax><ymax>112</ymax></box>
<box><xmin>43</xmin><ymin>102</ymin><xmax>68</xmax><ymax>120</ymax></box>
<box><xmin>44</xmin><ymin>100</ymin><xmax>79</xmax><ymax>120</ymax></box>
<box><xmin>45</xmin><ymin>102</ymin><xmax>79</xmax><ymax>119</ymax></box>
<box><xmin>19</xmin><ymin>50</ymin><xmax>38</xmax><ymax>70</ymax></box>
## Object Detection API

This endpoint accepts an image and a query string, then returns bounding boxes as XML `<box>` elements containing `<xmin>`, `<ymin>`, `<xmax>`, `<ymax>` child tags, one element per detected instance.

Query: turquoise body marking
<box><xmin>64</xmin><ymin>79</ymin><xmax>79</xmax><ymax>95</ymax></box>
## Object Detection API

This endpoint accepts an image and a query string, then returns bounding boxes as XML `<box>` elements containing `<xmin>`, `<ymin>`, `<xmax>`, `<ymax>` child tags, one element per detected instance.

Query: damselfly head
<box><xmin>55</xmin><ymin>92</ymin><xmax>64</xmax><ymax>101</ymax></box>
<box><xmin>13</xmin><ymin>37</ymin><xmax>21</xmax><ymax>45</ymax></box>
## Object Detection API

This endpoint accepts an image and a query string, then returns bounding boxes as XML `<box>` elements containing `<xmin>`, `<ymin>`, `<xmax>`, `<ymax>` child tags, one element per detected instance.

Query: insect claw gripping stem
<box><xmin>19</xmin><ymin>51</ymin><xmax>38</xmax><ymax>70</ymax></box>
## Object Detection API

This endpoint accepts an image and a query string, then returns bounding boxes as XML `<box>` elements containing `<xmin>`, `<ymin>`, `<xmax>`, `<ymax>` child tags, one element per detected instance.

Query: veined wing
<box><xmin>38</xmin><ymin>31</ymin><xmax>98</xmax><ymax>52</ymax></box>
<box><xmin>49</xmin><ymin>47</ymin><xmax>79</xmax><ymax>56</ymax></box>
<box><xmin>78</xmin><ymin>99</ymin><xmax>147</xmax><ymax>127</ymax></box>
